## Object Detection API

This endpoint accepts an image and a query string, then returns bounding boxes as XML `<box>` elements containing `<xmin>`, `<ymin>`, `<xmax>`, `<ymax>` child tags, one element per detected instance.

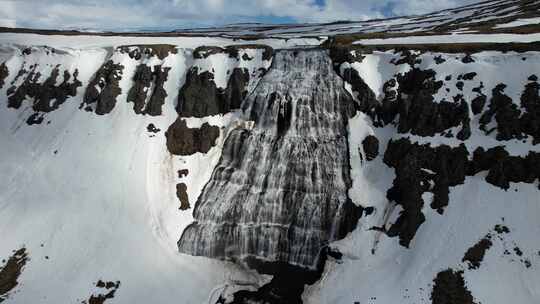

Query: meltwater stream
<box><xmin>178</xmin><ymin>49</ymin><xmax>358</xmax><ymax>271</ymax></box>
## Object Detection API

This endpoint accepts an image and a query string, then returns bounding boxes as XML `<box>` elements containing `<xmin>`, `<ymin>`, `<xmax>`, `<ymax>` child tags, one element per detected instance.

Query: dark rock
<box><xmin>7</xmin><ymin>66</ymin><xmax>82</xmax><ymax>114</ymax></box>
<box><xmin>462</xmin><ymin>236</ymin><xmax>493</xmax><ymax>270</ymax></box>
<box><xmin>362</xmin><ymin>135</ymin><xmax>379</xmax><ymax>161</ymax></box>
<box><xmin>431</xmin><ymin>269</ymin><xmax>477</xmax><ymax>304</ymax></box>
<box><xmin>519</xmin><ymin>77</ymin><xmax>540</xmax><ymax>144</ymax></box>
<box><xmin>0</xmin><ymin>248</ymin><xmax>28</xmax><ymax>301</ymax></box>
<box><xmin>390</xmin><ymin>68</ymin><xmax>470</xmax><ymax>139</ymax></box>
<box><xmin>462</xmin><ymin>54</ymin><xmax>475</xmax><ymax>63</ymax></box>
<box><xmin>83</xmin><ymin>280</ymin><xmax>120</xmax><ymax>304</ymax></box>
<box><xmin>456</xmin><ymin>81</ymin><xmax>464</xmax><ymax>91</ymax></box>
<box><xmin>146</xmin><ymin>123</ymin><xmax>160</xmax><ymax>133</ymax></box>
<box><xmin>339</xmin><ymin>67</ymin><xmax>378</xmax><ymax>114</ymax></box>
<box><xmin>118</xmin><ymin>44</ymin><xmax>177</xmax><ymax>60</ymax></box>
<box><xmin>177</xmin><ymin>169</ymin><xmax>189</xmax><ymax>178</ymax></box>
<box><xmin>514</xmin><ymin>247</ymin><xmax>523</xmax><ymax>256</ymax></box>
<box><xmin>480</xmin><ymin>84</ymin><xmax>522</xmax><ymax>141</ymax></box>
<box><xmin>177</xmin><ymin>67</ymin><xmax>251</xmax><ymax>117</ymax></box>
<box><xmin>445</xmin><ymin>75</ymin><xmax>452</xmax><ymax>81</ymax></box>
<box><xmin>82</xmin><ymin>60</ymin><xmax>124</xmax><ymax>115</ymax></box>
<box><xmin>384</xmin><ymin>138</ymin><xmax>469</xmax><ymax>246</ymax></box>
<box><xmin>0</xmin><ymin>62</ymin><xmax>8</xmax><ymax>89</ymax></box>
<box><xmin>391</xmin><ymin>49</ymin><xmax>422</xmax><ymax>66</ymax></box>
<box><xmin>462</xmin><ymin>72</ymin><xmax>477</xmax><ymax>81</ymax></box>
<box><xmin>471</xmin><ymin>95</ymin><xmax>486</xmax><ymax>115</ymax></box>
<box><xmin>494</xmin><ymin>224</ymin><xmax>510</xmax><ymax>234</ymax></box>
<box><xmin>469</xmin><ymin>147</ymin><xmax>540</xmax><ymax>190</ymax></box>
<box><xmin>26</xmin><ymin>112</ymin><xmax>44</xmax><ymax>125</ymax></box>
<box><xmin>434</xmin><ymin>56</ymin><xmax>446</xmax><ymax>64</ymax></box>
<box><xmin>165</xmin><ymin>118</ymin><xmax>220</xmax><ymax>155</ymax></box>
<box><xmin>176</xmin><ymin>183</ymin><xmax>190</xmax><ymax>210</ymax></box>
<box><xmin>127</xmin><ymin>64</ymin><xmax>170</xmax><ymax>116</ymax></box>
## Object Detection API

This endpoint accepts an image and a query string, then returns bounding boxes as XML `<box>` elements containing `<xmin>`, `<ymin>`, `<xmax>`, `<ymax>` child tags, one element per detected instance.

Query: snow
<box><xmin>0</xmin><ymin>46</ymin><xmax>261</xmax><ymax>304</ymax></box>
<box><xmin>0</xmin><ymin>33</ymin><xmax>321</xmax><ymax>49</ymax></box>
<box><xmin>495</xmin><ymin>17</ymin><xmax>540</xmax><ymax>29</ymax></box>
<box><xmin>193</xmin><ymin>48</ymin><xmax>271</xmax><ymax>89</ymax></box>
<box><xmin>354</xmin><ymin>33</ymin><xmax>540</xmax><ymax>45</ymax></box>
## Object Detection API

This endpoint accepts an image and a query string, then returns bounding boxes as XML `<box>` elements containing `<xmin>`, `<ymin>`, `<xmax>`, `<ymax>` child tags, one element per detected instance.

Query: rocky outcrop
<box><xmin>177</xmin><ymin>45</ymin><xmax>272</xmax><ymax>118</ymax></box>
<box><xmin>468</xmin><ymin>146</ymin><xmax>540</xmax><ymax>190</ymax></box>
<box><xmin>392</xmin><ymin>68</ymin><xmax>470</xmax><ymax>140</ymax></box>
<box><xmin>127</xmin><ymin>64</ymin><xmax>170</xmax><ymax>116</ymax></box>
<box><xmin>82</xmin><ymin>280</ymin><xmax>120</xmax><ymax>304</ymax></box>
<box><xmin>165</xmin><ymin>118</ymin><xmax>220</xmax><ymax>156</ymax></box>
<box><xmin>118</xmin><ymin>44</ymin><xmax>177</xmax><ymax>60</ymax></box>
<box><xmin>431</xmin><ymin>269</ymin><xmax>477</xmax><ymax>304</ymax></box>
<box><xmin>479</xmin><ymin>77</ymin><xmax>540</xmax><ymax>144</ymax></box>
<box><xmin>0</xmin><ymin>62</ymin><xmax>7</xmax><ymax>89</ymax></box>
<box><xmin>383</xmin><ymin>138</ymin><xmax>469</xmax><ymax>247</ymax></box>
<box><xmin>177</xmin><ymin>67</ymin><xmax>249</xmax><ymax>117</ymax></box>
<box><xmin>0</xmin><ymin>248</ymin><xmax>28</xmax><ymax>302</ymax></box>
<box><xmin>331</xmin><ymin>50</ymin><xmax>471</xmax><ymax>140</ymax></box>
<box><xmin>362</xmin><ymin>135</ymin><xmax>379</xmax><ymax>161</ymax></box>
<box><xmin>462</xmin><ymin>236</ymin><xmax>493</xmax><ymax>270</ymax></box>
<box><xmin>82</xmin><ymin>60</ymin><xmax>124</xmax><ymax>115</ymax></box>
<box><xmin>5</xmin><ymin>65</ymin><xmax>82</xmax><ymax>124</ymax></box>
<box><xmin>383</xmin><ymin>138</ymin><xmax>540</xmax><ymax>247</ymax></box>
<box><xmin>176</xmin><ymin>183</ymin><xmax>190</xmax><ymax>210</ymax></box>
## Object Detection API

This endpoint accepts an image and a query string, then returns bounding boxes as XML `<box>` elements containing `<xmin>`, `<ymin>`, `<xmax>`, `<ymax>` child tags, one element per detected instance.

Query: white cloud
<box><xmin>0</xmin><ymin>0</ymin><xmax>478</xmax><ymax>30</ymax></box>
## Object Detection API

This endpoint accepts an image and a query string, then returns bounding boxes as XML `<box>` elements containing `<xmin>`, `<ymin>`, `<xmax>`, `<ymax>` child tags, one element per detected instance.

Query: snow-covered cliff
<box><xmin>1</xmin><ymin>1</ymin><xmax>539</xmax><ymax>303</ymax></box>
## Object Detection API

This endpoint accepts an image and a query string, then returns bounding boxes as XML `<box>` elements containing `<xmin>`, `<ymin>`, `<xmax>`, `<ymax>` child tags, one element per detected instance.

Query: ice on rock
<box><xmin>178</xmin><ymin>49</ymin><xmax>359</xmax><ymax>271</ymax></box>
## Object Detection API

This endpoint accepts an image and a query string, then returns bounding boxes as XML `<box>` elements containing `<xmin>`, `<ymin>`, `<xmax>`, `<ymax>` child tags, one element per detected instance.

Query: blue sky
<box><xmin>0</xmin><ymin>0</ymin><xmax>478</xmax><ymax>30</ymax></box>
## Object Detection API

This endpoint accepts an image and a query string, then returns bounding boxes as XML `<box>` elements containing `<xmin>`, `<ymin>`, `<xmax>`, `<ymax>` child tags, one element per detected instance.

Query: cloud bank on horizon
<box><xmin>0</xmin><ymin>0</ymin><xmax>479</xmax><ymax>30</ymax></box>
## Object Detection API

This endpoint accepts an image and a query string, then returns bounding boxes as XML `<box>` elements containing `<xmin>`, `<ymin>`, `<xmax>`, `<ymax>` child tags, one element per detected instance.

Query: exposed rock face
<box><xmin>165</xmin><ymin>118</ymin><xmax>220</xmax><ymax>156</ymax></box>
<box><xmin>82</xmin><ymin>60</ymin><xmax>124</xmax><ymax>115</ymax></box>
<box><xmin>362</xmin><ymin>135</ymin><xmax>379</xmax><ymax>161</ymax></box>
<box><xmin>462</xmin><ymin>236</ymin><xmax>493</xmax><ymax>270</ymax></box>
<box><xmin>383</xmin><ymin>138</ymin><xmax>540</xmax><ymax>246</ymax></box>
<box><xmin>176</xmin><ymin>183</ymin><xmax>190</xmax><ymax>210</ymax></box>
<box><xmin>7</xmin><ymin>66</ymin><xmax>81</xmax><ymax>112</ymax></box>
<box><xmin>178</xmin><ymin>49</ymin><xmax>359</xmax><ymax>273</ymax></box>
<box><xmin>331</xmin><ymin>50</ymin><xmax>471</xmax><ymax>140</ymax></box>
<box><xmin>431</xmin><ymin>269</ymin><xmax>477</xmax><ymax>304</ymax></box>
<box><xmin>118</xmin><ymin>44</ymin><xmax>177</xmax><ymax>60</ymax></box>
<box><xmin>5</xmin><ymin>64</ymin><xmax>82</xmax><ymax>125</ymax></box>
<box><xmin>383</xmin><ymin>138</ymin><xmax>469</xmax><ymax>246</ymax></box>
<box><xmin>177</xmin><ymin>67</ymin><xmax>247</xmax><ymax>117</ymax></box>
<box><xmin>127</xmin><ymin>64</ymin><xmax>170</xmax><ymax>116</ymax></box>
<box><xmin>0</xmin><ymin>248</ymin><xmax>28</xmax><ymax>302</ymax></box>
<box><xmin>177</xmin><ymin>46</ymin><xmax>272</xmax><ymax>117</ymax></box>
<box><xmin>82</xmin><ymin>280</ymin><xmax>121</xmax><ymax>304</ymax></box>
<box><xmin>469</xmin><ymin>146</ymin><xmax>540</xmax><ymax>190</ymax></box>
<box><xmin>391</xmin><ymin>68</ymin><xmax>470</xmax><ymax>140</ymax></box>
<box><xmin>479</xmin><ymin>78</ymin><xmax>540</xmax><ymax>144</ymax></box>
<box><xmin>0</xmin><ymin>62</ymin><xmax>7</xmax><ymax>89</ymax></box>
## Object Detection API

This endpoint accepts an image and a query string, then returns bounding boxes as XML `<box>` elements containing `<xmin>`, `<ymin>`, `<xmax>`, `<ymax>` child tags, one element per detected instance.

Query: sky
<box><xmin>0</xmin><ymin>0</ymin><xmax>479</xmax><ymax>30</ymax></box>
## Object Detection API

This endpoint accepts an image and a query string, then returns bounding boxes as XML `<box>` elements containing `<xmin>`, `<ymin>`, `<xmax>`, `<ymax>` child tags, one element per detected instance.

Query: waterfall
<box><xmin>178</xmin><ymin>49</ymin><xmax>358</xmax><ymax>271</ymax></box>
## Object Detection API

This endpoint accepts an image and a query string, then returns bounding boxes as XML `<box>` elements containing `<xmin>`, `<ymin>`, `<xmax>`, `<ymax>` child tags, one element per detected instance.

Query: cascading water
<box><xmin>178</xmin><ymin>49</ymin><xmax>359</xmax><ymax>272</ymax></box>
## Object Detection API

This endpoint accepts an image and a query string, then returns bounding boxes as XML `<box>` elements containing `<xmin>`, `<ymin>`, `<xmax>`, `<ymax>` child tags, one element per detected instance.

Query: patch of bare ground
<box><xmin>0</xmin><ymin>248</ymin><xmax>29</xmax><ymax>302</ymax></box>
<box><xmin>462</xmin><ymin>236</ymin><xmax>493</xmax><ymax>270</ymax></box>
<box><xmin>81</xmin><ymin>280</ymin><xmax>120</xmax><ymax>304</ymax></box>
<box><xmin>0</xmin><ymin>62</ymin><xmax>8</xmax><ymax>89</ymax></box>
<box><xmin>431</xmin><ymin>269</ymin><xmax>477</xmax><ymax>304</ymax></box>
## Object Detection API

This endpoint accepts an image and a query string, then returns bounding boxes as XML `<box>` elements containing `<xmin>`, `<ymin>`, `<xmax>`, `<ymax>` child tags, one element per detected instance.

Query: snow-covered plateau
<box><xmin>0</xmin><ymin>0</ymin><xmax>539</xmax><ymax>303</ymax></box>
